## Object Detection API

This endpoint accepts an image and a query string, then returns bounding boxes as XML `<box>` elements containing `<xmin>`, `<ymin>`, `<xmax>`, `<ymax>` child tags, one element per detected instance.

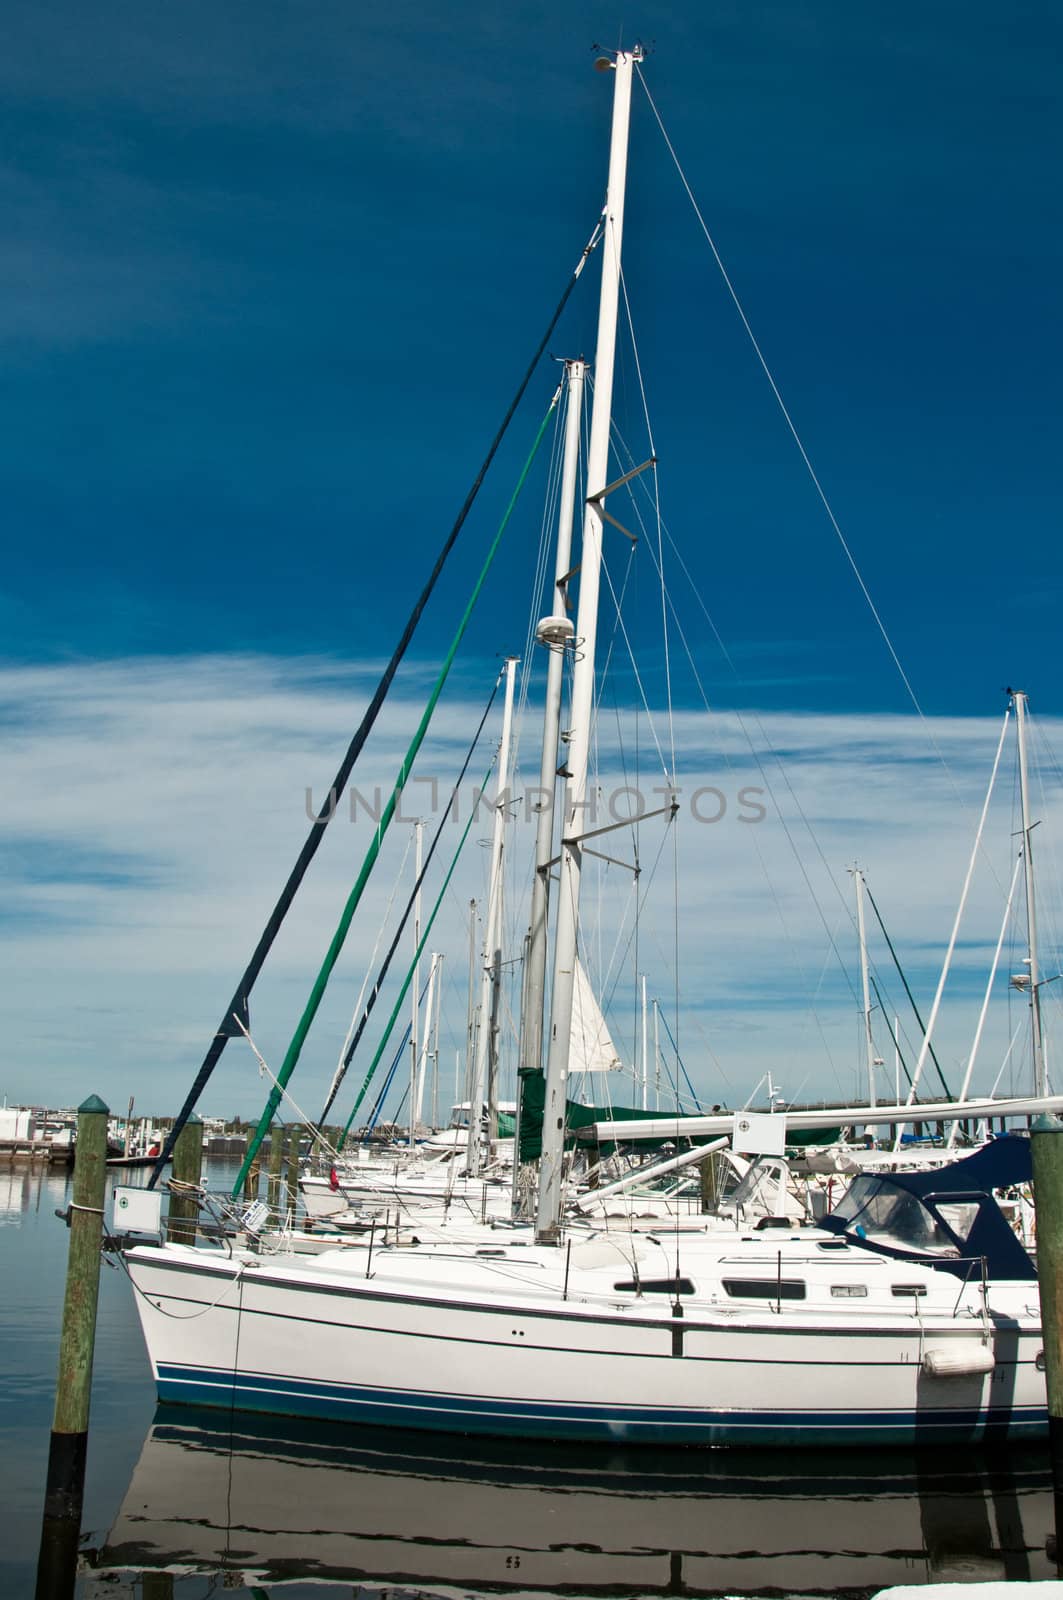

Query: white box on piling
<box><xmin>112</xmin><ymin>1185</ymin><xmax>163</xmax><ymax>1235</ymax></box>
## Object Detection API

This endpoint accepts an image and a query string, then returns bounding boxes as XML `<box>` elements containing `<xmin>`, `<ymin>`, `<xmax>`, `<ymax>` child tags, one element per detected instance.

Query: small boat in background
<box><xmin>106</xmin><ymin>1146</ymin><xmax>170</xmax><ymax>1171</ymax></box>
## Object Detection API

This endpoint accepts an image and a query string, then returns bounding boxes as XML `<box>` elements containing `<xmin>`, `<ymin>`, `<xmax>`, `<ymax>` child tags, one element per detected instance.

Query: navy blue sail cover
<box><xmin>820</xmin><ymin>1134</ymin><xmax>1036</xmax><ymax>1281</ymax></box>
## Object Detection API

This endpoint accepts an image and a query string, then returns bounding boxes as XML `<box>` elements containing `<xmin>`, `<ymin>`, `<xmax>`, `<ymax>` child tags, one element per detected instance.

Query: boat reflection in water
<box><xmin>92</xmin><ymin>1408</ymin><xmax>1055</xmax><ymax>1596</ymax></box>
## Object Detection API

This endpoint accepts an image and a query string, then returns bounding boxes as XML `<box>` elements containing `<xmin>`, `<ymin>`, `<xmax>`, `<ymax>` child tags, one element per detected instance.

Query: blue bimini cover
<box><xmin>819</xmin><ymin>1134</ymin><xmax>1036</xmax><ymax>1281</ymax></box>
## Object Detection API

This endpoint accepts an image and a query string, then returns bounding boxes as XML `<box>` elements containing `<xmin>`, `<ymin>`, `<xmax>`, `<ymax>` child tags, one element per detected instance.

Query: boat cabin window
<box><xmin>828</xmin><ymin>1176</ymin><xmax>957</xmax><ymax>1253</ymax></box>
<box><xmin>891</xmin><ymin>1284</ymin><xmax>928</xmax><ymax>1297</ymax></box>
<box><xmin>721</xmin><ymin>1278</ymin><xmax>806</xmax><ymax>1301</ymax></box>
<box><xmin>830</xmin><ymin>1284</ymin><xmax>868</xmax><ymax>1297</ymax></box>
<box><xmin>613</xmin><ymin>1278</ymin><xmax>695</xmax><ymax>1295</ymax></box>
<box><xmin>931</xmin><ymin>1201</ymin><xmax>980</xmax><ymax>1237</ymax></box>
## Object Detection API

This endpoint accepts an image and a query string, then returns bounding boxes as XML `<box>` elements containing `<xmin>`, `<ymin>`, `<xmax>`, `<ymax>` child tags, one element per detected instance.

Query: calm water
<box><xmin>1</xmin><ymin>1158</ymin><xmax>1059</xmax><ymax>1599</ymax></box>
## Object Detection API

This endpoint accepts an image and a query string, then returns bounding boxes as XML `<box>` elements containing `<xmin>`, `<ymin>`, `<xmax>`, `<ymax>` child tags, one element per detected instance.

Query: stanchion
<box><xmin>267</xmin><ymin>1121</ymin><xmax>285</xmax><ymax>1219</ymax></box>
<box><xmin>285</xmin><ymin>1124</ymin><xmax>302</xmax><ymax>1221</ymax></box>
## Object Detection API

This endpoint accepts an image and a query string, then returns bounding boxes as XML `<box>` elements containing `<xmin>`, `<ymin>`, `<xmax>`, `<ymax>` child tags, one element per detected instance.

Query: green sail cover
<box><xmin>785</xmin><ymin>1125</ymin><xmax>843</xmax><ymax>1148</ymax></box>
<box><xmin>517</xmin><ymin>1070</ymin><xmax>711</xmax><ymax>1162</ymax></box>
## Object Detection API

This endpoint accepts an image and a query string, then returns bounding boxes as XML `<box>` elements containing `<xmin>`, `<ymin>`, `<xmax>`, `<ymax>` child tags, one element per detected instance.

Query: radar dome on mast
<box><xmin>535</xmin><ymin>615</ymin><xmax>575</xmax><ymax>649</ymax></box>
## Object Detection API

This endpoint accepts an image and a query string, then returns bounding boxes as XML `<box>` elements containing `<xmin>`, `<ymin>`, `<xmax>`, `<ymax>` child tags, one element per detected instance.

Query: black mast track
<box><xmin>149</xmin><ymin>228</ymin><xmax>601</xmax><ymax>1189</ymax></box>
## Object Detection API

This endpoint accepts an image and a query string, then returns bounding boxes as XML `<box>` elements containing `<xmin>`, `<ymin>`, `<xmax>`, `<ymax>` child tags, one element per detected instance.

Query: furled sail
<box><xmin>570</xmin><ymin>958</ymin><xmax>622</xmax><ymax>1073</ymax></box>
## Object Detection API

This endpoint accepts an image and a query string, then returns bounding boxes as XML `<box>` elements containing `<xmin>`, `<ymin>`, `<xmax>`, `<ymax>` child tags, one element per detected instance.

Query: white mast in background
<box><xmin>1013</xmin><ymin>690</ymin><xmax>1048</xmax><ymax>1098</ymax></box>
<box><xmin>851</xmin><ymin>866</ymin><xmax>877</xmax><ymax>1108</ymax></box>
<box><xmin>468</xmin><ymin>656</ymin><xmax>518</xmax><ymax>1175</ymax></box>
<box><xmin>408</xmin><ymin>818</ymin><xmax>424</xmax><ymax>1142</ymax></box>
<box><xmin>521</xmin><ymin>359</ymin><xmax>586</xmax><ymax>1093</ymax></box>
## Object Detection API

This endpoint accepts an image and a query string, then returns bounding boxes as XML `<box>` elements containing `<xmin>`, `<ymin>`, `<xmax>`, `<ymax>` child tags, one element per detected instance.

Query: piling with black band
<box><xmin>36</xmin><ymin>1093</ymin><xmax>109</xmax><ymax>1600</ymax></box>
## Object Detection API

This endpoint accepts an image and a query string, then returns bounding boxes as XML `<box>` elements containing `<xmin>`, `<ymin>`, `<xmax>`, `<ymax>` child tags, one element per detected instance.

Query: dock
<box><xmin>0</xmin><ymin>1138</ymin><xmax>74</xmax><ymax>1167</ymax></box>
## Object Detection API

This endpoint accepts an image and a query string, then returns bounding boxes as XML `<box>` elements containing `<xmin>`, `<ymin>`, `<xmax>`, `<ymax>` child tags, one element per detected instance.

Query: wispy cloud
<box><xmin>2</xmin><ymin>653</ymin><xmax>1061</xmax><ymax>1117</ymax></box>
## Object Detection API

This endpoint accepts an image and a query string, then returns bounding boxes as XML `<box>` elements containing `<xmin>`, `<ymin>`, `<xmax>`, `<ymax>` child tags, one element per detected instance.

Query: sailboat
<box><xmin>118</xmin><ymin>48</ymin><xmax>1052</xmax><ymax>1446</ymax></box>
<box><xmin>297</xmin><ymin>957</ymin><xmax>623</xmax><ymax>1228</ymax></box>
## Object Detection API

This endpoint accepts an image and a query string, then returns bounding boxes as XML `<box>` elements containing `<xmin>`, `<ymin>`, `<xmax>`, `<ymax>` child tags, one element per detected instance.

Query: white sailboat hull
<box><xmin>125</xmin><ymin>1240</ymin><xmax>1046</xmax><ymax>1447</ymax></box>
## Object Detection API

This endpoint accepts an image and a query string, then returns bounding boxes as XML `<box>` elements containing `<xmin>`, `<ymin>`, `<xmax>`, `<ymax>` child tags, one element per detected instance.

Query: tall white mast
<box><xmin>851</xmin><ymin>866</ymin><xmax>877</xmax><ymax>1108</ymax></box>
<box><xmin>1014</xmin><ymin>689</ymin><xmax>1047</xmax><ymax>1097</ymax></box>
<box><xmin>640</xmin><ymin>974</ymin><xmax>649</xmax><ymax>1111</ymax></box>
<box><xmin>468</xmin><ymin>655</ymin><xmax>518</xmax><ymax>1175</ymax></box>
<box><xmin>409</xmin><ymin>818</ymin><xmax>424</xmax><ymax>1143</ymax></box>
<box><xmin>414</xmin><ymin>951</ymin><xmax>439</xmax><ymax>1128</ymax></box>
<box><xmin>520</xmin><ymin>359</ymin><xmax>587</xmax><ymax>1091</ymax></box>
<box><xmin>464</xmin><ymin>898</ymin><xmax>477</xmax><ymax>1106</ymax></box>
<box><xmin>537</xmin><ymin>46</ymin><xmax>641</xmax><ymax>1243</ymax></box>
<box><xmin>893</xmin><ymin>1015</ymin><xmax>901</xmax><ymax>1107</ymax></box>
<box><xmin>430</xmin><ymin>953</ymin><xmax>444</xmax><ymax>1129</ymax></box>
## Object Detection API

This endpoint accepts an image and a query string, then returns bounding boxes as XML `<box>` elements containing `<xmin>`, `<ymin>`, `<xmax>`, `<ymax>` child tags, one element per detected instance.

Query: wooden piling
<box><xmin>1031</xmin><ymin>1115</ymin><xmax>1063</xmax><ymax>1503</ymax></box>
<box><xmin>243</xmin><ymin>1145</ymin><xmax>261</xmax><ymax>1203</ymax></box>
<box><xmin>166</xmin><ymin>1113</ymin><xmax>203</xmax><ymax>1245</ymax></box>
<box><xmin>35</xmin><ymin>1093</ymin><xmax>109</xmax><ymax>1600</ymax></box>
<box><xmin>699</xmin><ymin>1149</ymin><xmax>727</xmax><ymax>1213</ymax></box>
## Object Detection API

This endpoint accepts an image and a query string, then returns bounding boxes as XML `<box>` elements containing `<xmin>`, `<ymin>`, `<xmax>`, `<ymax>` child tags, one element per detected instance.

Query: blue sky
<box><xmin>2</xmin><ymin>2</ymin><xmax>1061</xmax><ymax>1116</ymax></box>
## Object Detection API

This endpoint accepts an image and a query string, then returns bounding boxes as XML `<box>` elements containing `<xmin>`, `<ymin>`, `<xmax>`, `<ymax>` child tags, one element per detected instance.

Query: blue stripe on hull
<box><xmin>155</xmin><ymin>1363</ymin><xmax>1047</xmax><ymax>1447</ymax></box>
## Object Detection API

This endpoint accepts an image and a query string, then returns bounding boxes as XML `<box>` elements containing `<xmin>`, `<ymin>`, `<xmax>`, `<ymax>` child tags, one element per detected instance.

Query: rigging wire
<box><xmin>149</xmin><ymin>221</ymin><xmax>605</xmax><ymax>1190</ymax></box>
<box><xmin>366</xmin><ymin>977</ymin><xmax>432</xmax><ymax>1130</ymax></box>
<box><xmin>655</xmin><ymin>1002</ymin><xmax>704</xmax><ymax>1112</ymax></box>
<box><xmin>234</xmin><ymin>393</ymin><xmax>563</xmax><ymax>1194</ymax></box>
<box><xmin>1031</xmin><ymin>716</ymin><xmax>1063</xmax><ymax>1017</ymax></box>
<box><xmin>336</xmin><ymin>751</ymin><xmax>502</xmax><ymax>1148</ymax></box>
<box><xmin>591</xmin><ymin>391</ymin><xmax>859</xmax><ymax>1092</ymax></box>
<box><xmin>868</xmin><ymin>973</ymin><xmax>915</xmax><ymax>1094</ymax></box>
<box><xmin>323</xmin><ymin>829</ymin><xmax>415</xmax><ymax>1119</ymax></box>
<box><xmin>640</xmin><ymin>524</ymin><xmax>855</xmax><ymax>1083</ymax></box>
<box><xmin>613</xmin><ymin>420</ymin><xmax>863</xmax><ymax>982</ymax></box>
<box><xmin>316</xmin><ymin>667</ymin><xmax>506</xmax><ymax>1125</ymax></box>
<box><xmin>863</xmin><ymin>881</ymin><xmax>954</xmax><ymax>1100</ymax></box>
<box><xmin>616</xmin><ymin>260</ymin><xmax>675</xmax><ymax>789</ymax></box>
<box><xmin>635</xmin><ymin>66</ymin><xmax>961</xmax><ymax>796</ymax></box>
